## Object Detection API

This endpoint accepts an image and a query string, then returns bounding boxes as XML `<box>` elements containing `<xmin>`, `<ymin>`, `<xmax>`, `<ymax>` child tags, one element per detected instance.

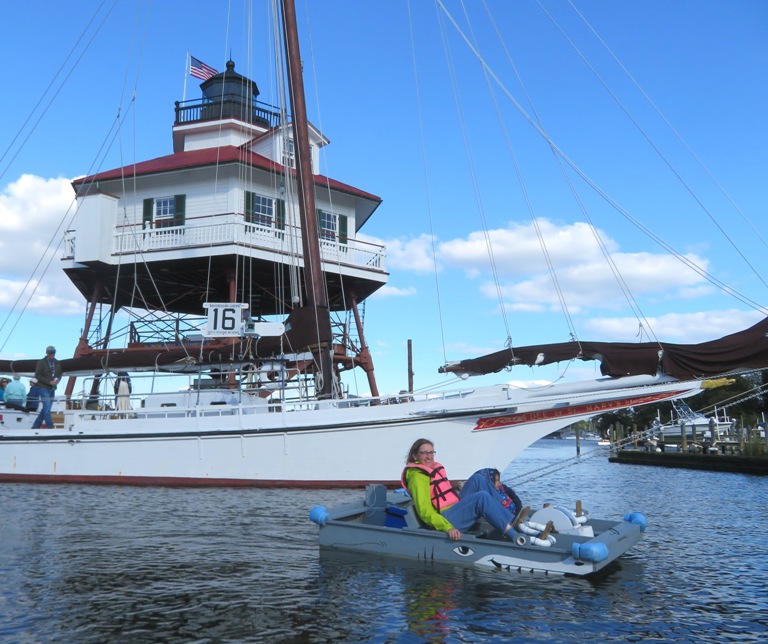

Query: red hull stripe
<box><xmin>474</xmin><ymin>390</ymin><xmax>690</xmax><ymax>431</ymax></box>
<box><xmin>0</xmin><ymin>473</ymin><xmax>400</xmax><ymax>489</ymax></box>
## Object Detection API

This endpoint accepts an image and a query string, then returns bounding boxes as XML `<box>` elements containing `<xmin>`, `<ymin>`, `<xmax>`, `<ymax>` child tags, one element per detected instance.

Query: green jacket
<box><xmin>404</xmin><ymin>466</ymin><xmax>455</xmax><ymax>532</ymax></box>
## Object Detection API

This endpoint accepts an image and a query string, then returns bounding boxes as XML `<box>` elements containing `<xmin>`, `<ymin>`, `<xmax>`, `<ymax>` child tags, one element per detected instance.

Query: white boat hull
<box><xmin>0</xmin><ymin>378</ymin><xmax>702</xmax><ymax>486</ymax></box>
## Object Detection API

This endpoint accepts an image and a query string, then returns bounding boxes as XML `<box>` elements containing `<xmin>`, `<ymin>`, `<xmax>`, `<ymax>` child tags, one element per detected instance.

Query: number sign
<box><xmin>203</xmin><ymin>303</ymin><xmax>248</xmax><ymax>337</ymax></box>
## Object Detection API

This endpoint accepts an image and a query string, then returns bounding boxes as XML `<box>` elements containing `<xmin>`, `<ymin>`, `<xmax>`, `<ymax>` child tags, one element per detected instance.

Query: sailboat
<box><xmin>1</xmin><ymin>1</ymin><xmax>766</xmax><ymax>487</ymax></box>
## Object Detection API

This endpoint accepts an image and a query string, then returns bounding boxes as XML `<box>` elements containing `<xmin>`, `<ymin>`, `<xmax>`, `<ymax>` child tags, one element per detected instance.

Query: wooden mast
<box><xmin>280</xmin><ymin>0</ymin><xmax>334</xmax><ymax>397</ymax></box>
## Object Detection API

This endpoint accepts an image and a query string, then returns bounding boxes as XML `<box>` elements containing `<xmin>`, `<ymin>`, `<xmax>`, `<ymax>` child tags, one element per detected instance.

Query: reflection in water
<box><xmin>1</xmin><ymin>442</ymin><xmax>767</xmax><ymax>642</ymax></box>
<box><xmin>405</xmin><ymin>577</ymin><xmax>457</xmax><ymax>642</ymax></box>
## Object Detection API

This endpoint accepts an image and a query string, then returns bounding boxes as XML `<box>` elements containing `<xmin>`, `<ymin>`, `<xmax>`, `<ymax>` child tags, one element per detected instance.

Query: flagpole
<box><xmin>183</xmin><ymin>51</ymin><xmax>189</xmax><ymax>103</ymax></box>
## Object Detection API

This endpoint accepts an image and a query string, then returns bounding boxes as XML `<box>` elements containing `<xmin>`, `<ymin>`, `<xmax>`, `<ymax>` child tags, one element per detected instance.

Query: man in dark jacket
<box><xmin>32</xmin><ymin>345</ymin><xmax>63</xmax><ymax>429</ymax></box>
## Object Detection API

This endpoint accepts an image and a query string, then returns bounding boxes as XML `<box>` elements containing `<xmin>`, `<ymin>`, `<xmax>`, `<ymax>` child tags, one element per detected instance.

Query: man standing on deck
<box><xmin>32</xmin><ymin>346</ymin><xmax>62</xmax><ymax>429</ymax></box>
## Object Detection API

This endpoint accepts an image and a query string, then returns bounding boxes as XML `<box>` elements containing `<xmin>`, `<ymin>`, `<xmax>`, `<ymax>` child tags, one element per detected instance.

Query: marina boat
<box><xmin>309</xmin><ymin>485</ymin><xmax>646</xmax><ymax>577</ymax></box>
<box><xmin>1</xmin><ymin>2</ymin><xmax>767</xmax><ymax>487</ymax></box>
<box><xmin>653</xmin><ymin>401</ymin><xmax>735</xmax><ymax>444</ymax></box>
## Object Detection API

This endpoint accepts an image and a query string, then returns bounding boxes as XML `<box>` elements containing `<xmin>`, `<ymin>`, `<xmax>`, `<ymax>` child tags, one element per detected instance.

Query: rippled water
<box><xmin>1</xmin><ymin>441</ymin><xmax>766</xmax><ymax>643</ymax></box>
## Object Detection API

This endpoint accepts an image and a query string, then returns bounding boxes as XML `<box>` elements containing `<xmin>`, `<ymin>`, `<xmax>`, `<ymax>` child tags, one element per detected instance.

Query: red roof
<box><xmin>72</xmin><ymin>146</ymin><xmax>381</xmax><ymax>203</ymax></box>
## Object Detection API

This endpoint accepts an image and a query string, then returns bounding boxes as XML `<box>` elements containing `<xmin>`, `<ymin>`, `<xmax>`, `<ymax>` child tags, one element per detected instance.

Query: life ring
<box><xmin>258</xmin><ymin>362</ymin><xmax>287</xmax><ymax>390</ymax></box>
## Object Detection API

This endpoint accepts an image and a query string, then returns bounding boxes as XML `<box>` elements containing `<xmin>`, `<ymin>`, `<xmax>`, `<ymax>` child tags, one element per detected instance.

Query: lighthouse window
<box><xmin>155</xmin><ymin>197</ymin><xmax>175</xmax><ymax>227</ymax></box>
<box><xmin>282</xmin><ymin>139</ymin><xmax>295</xmax><ymax>168</ymax></box>
<box><xmin>245</xmin><ymin>192</ymin><xmax>274</xmax><ymax>227</ymax></box>
<box><xmin>143</xmin><ymin>195</ymin><xmax>185</xmax><ymax>229</ymax></box>
<box><xmin>318</xmin><ymin>210</ymin><xmax>337</xmax><ymax>241</ymax></box>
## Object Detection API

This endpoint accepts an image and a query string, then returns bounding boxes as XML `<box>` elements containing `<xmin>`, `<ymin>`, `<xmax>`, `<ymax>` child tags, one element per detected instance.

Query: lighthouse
<box><xmin>62</xmin><ymin>59</ymin><xmax>386</xmax><ymax>394</ymax></box>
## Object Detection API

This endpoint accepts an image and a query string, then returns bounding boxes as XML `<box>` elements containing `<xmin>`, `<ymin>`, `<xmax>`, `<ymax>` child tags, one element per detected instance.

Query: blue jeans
<box><xmin>442</xmin><ymin>491</ymin><xmax>514</xmax><ymax>535</ymax></box>
<box><xmin>32</xmin><ymin>388</ymin><xmax>54</xmax><ymax>429</ymax></box>
<box><xmin>460</xmin><ymin>469</ymin><xmax>499</xmax><ymax>498</ymax></box>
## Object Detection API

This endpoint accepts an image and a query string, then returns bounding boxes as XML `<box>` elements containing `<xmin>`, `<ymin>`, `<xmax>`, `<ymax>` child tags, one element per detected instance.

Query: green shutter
<box><xmin>338</xmin><ymin>214</ymin><xmax>348</xmax><ymax>245</ymax></box>
<box><xmin>143</xmin><ymin>198</ymin><xmax>153</xmax><ymax>226</ymax></box>
<box><xmin>276</xmin><ymin>198</ymin><xmax>286</xmax><ymax>230</ymax></box>
<box><xmin>173</xmin><ymin>194</ymin><xmax>186</xmax><ymax>226</ymax></box>
<box><xmin>245</xmin><ymin>191</ymin><xmax>254</xmax><ymax>224</ymax></box>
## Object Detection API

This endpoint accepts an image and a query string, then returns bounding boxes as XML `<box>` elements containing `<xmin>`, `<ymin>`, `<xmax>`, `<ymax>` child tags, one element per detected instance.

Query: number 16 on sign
<box><xmin>203</xmin><ymin>303</ymin><xmax>248</xmax><ymax>337</ymax></box>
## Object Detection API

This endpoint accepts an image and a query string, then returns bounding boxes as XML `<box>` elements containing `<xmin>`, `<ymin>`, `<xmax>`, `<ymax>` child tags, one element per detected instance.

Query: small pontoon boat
<box><xmin>309</xmin><ymin>485</ymin><xmax>646</xmax><ymax>577</ymax></box>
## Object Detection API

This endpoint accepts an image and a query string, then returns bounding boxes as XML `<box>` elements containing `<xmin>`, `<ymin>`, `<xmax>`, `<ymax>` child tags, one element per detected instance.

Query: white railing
<box><xmin>74</xmin><ymin>215</ymin><xmax>387</xmax><ymax>271</ymax></box>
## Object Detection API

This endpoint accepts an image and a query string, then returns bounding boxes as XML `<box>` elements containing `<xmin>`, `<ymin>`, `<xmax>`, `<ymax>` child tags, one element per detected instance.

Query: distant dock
<box><xmin>609</xmin><ymin>449</ymin><xmax>768</xmax><ymax>476</ymax></box>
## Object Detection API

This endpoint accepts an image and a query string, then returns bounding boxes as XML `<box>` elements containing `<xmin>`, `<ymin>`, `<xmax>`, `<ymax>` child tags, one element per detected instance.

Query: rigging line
<box><xmin>0</xmin><ymin>0</ymin><xmax>118</xmax><ymax>183</ymax></box>
<box><xmin>0</xmin><ymin>93</ymin><xmax>133</xmax><ymax>349</ymax></box>
<box><xmin>696</xmin><ymin>380</ymin><xmax>768</xmax><ymax>415</ymax></box>
<box><xmin>407</xmin><ymin>0</ymin><xmax>448</xmax><ymax>365</ymax></box>
<box><xmin>435</xmin><ymin>5</ymin><xmax>768</xmax><ymax>317</ymax></box>
<box><xmin>479</xmin><ymin>0</ymin><xmax>657</xmax><ymax>346</ymax></box>
<box><xmin>302</xmin><ymin>0</ymin><xmax>341</xmax><ymax>316</ymax></box>
<box><xmin>435</xmin><ymin>2</ymin><xmax>512</xmax><ymax>342</ymax></box>
<box><xmin>508</xmin><ymin>446</ymin><xmax>607</xmax><ymax>488</ymax></box>
<box><xmin>536</xmin><ymin>0</ymin><xmax>768</xmax><ymax>292</ymax></box>
<box><xmin>273</xmin><ymin>0</ymin><xmax>302</xmax><ymax>310</ymax></box>
<box><xmin>6</xmin><ymin>5</ymin><xmax>145</xmax><ymax>357</ymax></box>
<box><xmin>565</xmin><ymin>0</ymin><xmax>768</xmax><ymax>257</ymax></box>
<box><xmin>0</xmin><ymin>208</ymin><xmax>73</xmax><ymax>353</ymax></box>
<box><xmin>272</xmin><ymin>0</ymin><xmax>301</xmax><ymax>311</ymax></box>
<box><xmin>107</xmin><ymin>0</ymin><xmax>153</xmax><ymax>368</ymax></box>
<box><xmin>265</xmin><ymin>2</ymin><xmax>286</xmax><ymax>321</ymax></box>
<box><xmin>459</xmin><ymin>0</ymin><xmax>577</xmax><ymax>346</ymax></box>
<box><xmin>566</xmin><ymin>166</ymin><xmax>768</xmax><ymax>315</ymax></box>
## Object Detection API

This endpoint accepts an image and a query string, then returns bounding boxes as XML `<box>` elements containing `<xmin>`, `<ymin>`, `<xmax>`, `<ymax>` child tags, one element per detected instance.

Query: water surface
<box><xmin>1</xmin><ymin>441</ymin><xmax>766</xmax><ymax>642</ymax></box>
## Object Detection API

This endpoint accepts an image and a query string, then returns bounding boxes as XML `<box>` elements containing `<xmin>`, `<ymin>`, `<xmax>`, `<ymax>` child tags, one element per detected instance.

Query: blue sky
<box><xmin>0</xmin><ymin>0</ymin><xmax>766</xmax><ymax>396</ymax></box>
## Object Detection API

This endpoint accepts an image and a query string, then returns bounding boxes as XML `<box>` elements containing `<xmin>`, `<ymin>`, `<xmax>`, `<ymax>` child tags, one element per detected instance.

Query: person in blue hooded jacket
<box><xmin>459</xmin><ymin>467</ymin><xmax>522</xmax><ymax>517</ymax></box>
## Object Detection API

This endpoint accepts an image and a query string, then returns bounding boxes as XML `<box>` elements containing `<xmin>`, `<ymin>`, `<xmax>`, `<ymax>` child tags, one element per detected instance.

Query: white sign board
<box><xmin>244</xmin><ymin>321</ymin><xmax>285</xmax><ymax>337</ymax></box>
<box><xmin>203</xmin><ymin>303</ymin><xmax>248</xmax><ymax>337</ymax></box>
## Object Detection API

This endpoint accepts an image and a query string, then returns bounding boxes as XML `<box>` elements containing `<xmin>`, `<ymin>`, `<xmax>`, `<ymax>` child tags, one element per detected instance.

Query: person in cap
<box><xmin>32</xmin><ymin>346</ymin><xmax>63</xmax><ymax>429</ymax></box>
<box><xmin>27</xmin><ymin>378</ymin><xmax>42</xmax><ymax>413</ymax></box>
<box><xmin>3</xmin><ymin>374</ymin><xmax>28</xmax><ymax>412</ymax></box>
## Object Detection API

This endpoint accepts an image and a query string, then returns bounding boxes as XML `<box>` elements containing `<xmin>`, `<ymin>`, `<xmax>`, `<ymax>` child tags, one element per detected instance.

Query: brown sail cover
<box><xmin>440</xmin><ymin>317</ymin><xmax>768</xmax><ymax>379</ymax></box>
<box><xmin>0</xmin><ymin>306</ymin><xmax>331</xmax><ymax>376</ymax></box>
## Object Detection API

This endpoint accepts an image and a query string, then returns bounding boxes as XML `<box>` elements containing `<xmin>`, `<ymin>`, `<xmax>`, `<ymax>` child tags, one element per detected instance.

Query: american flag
<box><xmin>190</xmin><ymin>56</ymin><xmax>218</xmax><ymax>81</ymax></box>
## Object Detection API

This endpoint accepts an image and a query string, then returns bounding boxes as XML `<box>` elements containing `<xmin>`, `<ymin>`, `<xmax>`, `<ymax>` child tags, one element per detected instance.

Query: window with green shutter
<box><xmin>143</xmin><ymin>195</ymin><xmax>186</xmax><ymax>229</ymax></box>
<box><xmin>173</xmin><ymin>194</ymin><xmax>186</xmax><ymax>226</ymax></box>
<box><xmin>143</xmin><ymin>198</ymin><xmax>153</xmax><ymax>227</ymax></box>
<box><xmin>338</xmin><ymin>214</ymin><xmax>348</xmax><ymax>245</ymax></box>
<box><xmin>245</xmin><ymin>191</ymin><xmax>274</xmax><ymax>227</ymax></box>
<box><xmin>318</xmin><ymin>209</ymin><xmax>337</xmax><ymax>241</ymax></box>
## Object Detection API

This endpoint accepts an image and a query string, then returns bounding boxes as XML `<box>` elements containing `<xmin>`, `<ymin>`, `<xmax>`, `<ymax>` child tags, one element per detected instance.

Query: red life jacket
<box><xmin>401</xmin><ymin>462</ymin><xmax>460</xmax><ymax>511</ymax></box>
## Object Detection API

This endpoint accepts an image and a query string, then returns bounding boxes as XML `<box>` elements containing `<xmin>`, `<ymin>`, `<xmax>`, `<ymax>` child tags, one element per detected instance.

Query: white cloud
<box><xmin>0</xmin><ymin>174</ymin><xmax>81</xmax><ymax>314</ymax></box>
<box><xmin>438</xmin><ymin>219</ymin><xmax>616</xmax><ymax>276</ymax></box>
<box><xmin>400</xmin><ymin>217</ymin><xmax>713</xmax><ymax>313</ymax></box>
<box><xmin>372</xmin><ymin>285</ymin><xmax>417</xmax><ymax>299</ymax></box>
<box><xmin>486</xmin><ymin>250</ymin><xmax>709</xmax><ymax>311</ymax></box>
<box><xmin>582</xmin><ymin>309</ymin><xmax>765</xmax><ymax>343</ymax></box>
<box><xmin>359</xmin><ymin>232</ymin><xmax>438</xmax><ymax>274</ymax></box>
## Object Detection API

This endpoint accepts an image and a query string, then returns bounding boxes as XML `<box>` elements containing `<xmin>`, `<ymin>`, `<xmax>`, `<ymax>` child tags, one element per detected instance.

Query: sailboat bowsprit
<box><xmin>1</xmin><ymin>1</ymin><xmax>766</xmax><ymax>487</ymax></box>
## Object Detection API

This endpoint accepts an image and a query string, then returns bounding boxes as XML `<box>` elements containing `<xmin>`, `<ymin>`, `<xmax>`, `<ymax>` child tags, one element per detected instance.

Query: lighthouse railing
<box><xmin>101</xmin><ymin>216</ymin><xmax>386</xmax><ymax>271</ymax></box>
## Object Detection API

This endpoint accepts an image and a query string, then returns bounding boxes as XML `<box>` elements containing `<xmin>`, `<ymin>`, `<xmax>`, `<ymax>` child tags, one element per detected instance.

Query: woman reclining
<box><xmin>401</xmin><ymin>438</ymin><xmax>522</xmax><ymax>541</ymax></box>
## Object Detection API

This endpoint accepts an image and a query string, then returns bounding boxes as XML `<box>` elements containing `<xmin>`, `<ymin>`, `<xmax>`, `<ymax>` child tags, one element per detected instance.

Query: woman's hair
<box><xmin>405</xmin><ymin>438</ymin><xmax>433</xmax><ymax>464</ymax></box>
